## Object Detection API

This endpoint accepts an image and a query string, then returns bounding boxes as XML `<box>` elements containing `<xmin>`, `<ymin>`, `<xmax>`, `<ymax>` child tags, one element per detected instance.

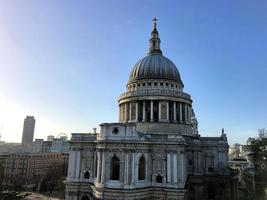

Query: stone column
<box><xmin>129</xmin><ymin>102</ymin><xmax>132</xmax><ymax>121</ymax></box>
<box><xmin>167</xmin><ymin>154</ymin><xmax>171</xmax><ymax>183</ymax></box>
<box><xmin>124</xmin><ymin>103</ymin><xmax>127</xmax><ymax>123</ymax></box>
<box><xmin>179</xmin><ymin>102</ymin><xmax>183</xmax><ymax>123</ymax></box>
<box><xmin>177</xmin><ymin>151</ymin><xmax>182</xmax><ymax>186</ymax></box>
<box><xmin>158</xmin><ymin>101</ymin><xmax>161</xmax><ymax>120</ymax></box>
<box><xmin>173</xmin><ymin>153</ymin><xmax>178</xmax><ymax>183</ymax></box>
<box><xmin>185</xmin><ymin>104</ymin><xmax>188</xmax><ymax>124</ymax></box>
<box><xmin>198</xmin><ymin>151</ymin><xmax>202</xmax><ymax>173</ymax></box>
<box><xmin>173</xmin><ymin>102</ymin><xmax>177</xmax><ymax>122</ymax></box>
<box><xmin>119</xmin><ymin>106</ymin><xmax>121</xmax><ymax>122</ymax></box>
<box><xmin>135</xmin><ymin>102</ymin><xmax>138</xmax><ymax>122</ymax></box>
<box><xmin>188</xmin><ymin>106</ymin><xmax>191</xmax><ymax>123</ymax></box>
<box><xmin>75</xmin><ymin>151</ymin><xmax>81</xmax><ymax>179</ymax></box>
<box><xmin>150</xmin><ymin>100</ymin><xmax>154</xmax><ymax>122</ymax></box>
<box><xmin>68</xmin><ymin>151</ymin><xmax>74</xmax><ymax>179</ymax></box>
<box><xmin>178</xmin><ymin>151</ymin><xmax>187</xmax><ymax>188</ymax></box>
<box><xmin>121</xmin><ymin>105</ymin><xmax>123</xmax><ymax>122</ymax></box>
<box><xmin>188</xmin><ymin>105</ymin><xmax>190</xmax><ymax>123</ymax></box>
<box><xmin>122</xmin><ymin>104</ymin><xmax>124</xmax><ymax>122</ymax></box>
<box><xmin>131</xmin><ymin>153</ymin><xmax>135</xmax><ymax>185</ymax></box>
<box><xmin>181</xmin><ymin>151</ymin><xmax>185</xmax><ymax>184</ymax></box>
<box><xmin>142</xmin><ymin>101</ymin><xmax>146</xmax><ymax>122</ymax></box>
<box><xmin>166</xmin><ymin>101</ymin><xmax>169</xmax><ymax>121</ymax></box>
<box><xmin>96</xmin><ymin>151</ymin><xmax>102</xmax><ymax>183</ymax></box>
<box><xmin>101</xmin><ymin>151</ymin><xmax>105</xmax><ymax>184</ymax></box>
<box><xmin>193</xmin><ymin>150</ymin><xmax>198</xmax><ymax>174</ymax></box>
<box><xmin>124</xmin><ymin>154</ymin><xmax>129</xmax><ymax>185</ymax></box>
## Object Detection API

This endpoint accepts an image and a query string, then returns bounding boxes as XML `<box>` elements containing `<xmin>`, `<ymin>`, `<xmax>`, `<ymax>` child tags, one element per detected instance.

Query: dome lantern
<box><xmin>148</xmin><ymin>17</ymin><xmax>162</xmax><ymax>55</ymax></box>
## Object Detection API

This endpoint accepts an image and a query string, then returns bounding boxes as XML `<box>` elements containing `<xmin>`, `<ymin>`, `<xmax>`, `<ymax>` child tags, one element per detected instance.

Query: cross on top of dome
<box><xmin>153</xmin><ymin>17</ymin><xmax>158</xmax><ymax>29</ymax></box>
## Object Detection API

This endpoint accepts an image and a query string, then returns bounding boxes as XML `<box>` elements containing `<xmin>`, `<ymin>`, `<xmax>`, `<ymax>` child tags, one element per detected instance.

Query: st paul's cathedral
<box><xmin>65</xmin><ymin>19</ymin><xmax>238</xmax><ymax>200</ymax></box>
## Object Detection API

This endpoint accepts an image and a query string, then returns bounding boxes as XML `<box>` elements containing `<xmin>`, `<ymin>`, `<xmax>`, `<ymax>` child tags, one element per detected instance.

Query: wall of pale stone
<box><xmin>65</xmin><ymin>124</ymin><xmax>229</xmax><ymax>200</ymax></box>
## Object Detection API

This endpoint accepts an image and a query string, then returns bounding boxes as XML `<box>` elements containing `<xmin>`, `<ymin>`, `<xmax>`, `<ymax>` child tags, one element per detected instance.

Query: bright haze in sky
<box><xmin>0</xmin><ymin>0</ymin><xmax>266</xmax><ymax>144</ymax></box>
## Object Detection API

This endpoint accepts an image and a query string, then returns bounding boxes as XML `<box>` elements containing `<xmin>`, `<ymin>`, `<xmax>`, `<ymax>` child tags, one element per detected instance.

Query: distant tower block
<box><xmin>21</xmin><ymin>116</ymin><xmax>35</xmax><ymax>144</ymax></box>
<box><xmin>47</xmin><ymin>135</ymin><xmax>54</xmax><ymax>141</ymax></box>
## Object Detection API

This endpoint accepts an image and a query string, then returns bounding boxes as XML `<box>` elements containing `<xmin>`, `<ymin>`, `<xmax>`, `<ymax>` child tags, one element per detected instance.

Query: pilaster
<box><xmin>100</xmin><ymin>151</ymin><xmax>106</xmax><ymax>184</ymax></box>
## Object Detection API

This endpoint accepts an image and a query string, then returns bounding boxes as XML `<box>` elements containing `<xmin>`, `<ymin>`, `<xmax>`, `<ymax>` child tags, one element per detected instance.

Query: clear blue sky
<box><xmin>0</xmin><ymin>0</ymin><xmax>266</xmax><ymax>144</ymax></box>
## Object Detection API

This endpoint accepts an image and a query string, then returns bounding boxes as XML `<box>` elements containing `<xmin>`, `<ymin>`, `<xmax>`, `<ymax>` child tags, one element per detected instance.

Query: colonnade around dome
<box><xmin>119</xmin><ymin>100</ymin><xmax>192</xmax><ymax>124</ymax></box>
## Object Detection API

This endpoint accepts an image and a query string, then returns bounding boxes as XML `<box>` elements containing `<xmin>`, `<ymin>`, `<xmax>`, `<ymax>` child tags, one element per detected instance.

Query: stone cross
<box><xmin>153</xmin><ymin>17</ymin><xmax>158</xmax><ymax>28</ymax></box>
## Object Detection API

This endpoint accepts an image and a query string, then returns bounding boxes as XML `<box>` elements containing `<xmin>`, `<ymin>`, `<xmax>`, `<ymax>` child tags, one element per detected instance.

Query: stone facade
<box><xmin>65</xmin><ymin>19</ymin><xmax>237</xmax><ymax>200</ymax></box>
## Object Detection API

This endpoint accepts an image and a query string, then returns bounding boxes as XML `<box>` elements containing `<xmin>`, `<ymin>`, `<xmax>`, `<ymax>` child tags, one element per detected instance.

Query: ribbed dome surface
<box><xmin>128</xmin><ymin>54</ymin><xmax>183</xmax><ymax>84</ymax></box>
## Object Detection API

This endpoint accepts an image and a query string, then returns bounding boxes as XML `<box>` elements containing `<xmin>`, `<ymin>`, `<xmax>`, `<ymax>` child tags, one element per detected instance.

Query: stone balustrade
<box><xmin>119</xmin><ymin>89</ymin><xmax>191</xmax><ymax>101</ymax></box>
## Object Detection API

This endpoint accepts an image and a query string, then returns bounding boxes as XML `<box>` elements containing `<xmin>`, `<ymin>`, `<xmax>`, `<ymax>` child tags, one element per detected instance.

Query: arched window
<box><xmin>110</xmin><ymin>155</ymin><xmax>120</xmax><ymax>180</ymax></box>
<box><xmin>84</xmin><ymin>171</ymin><xmax>90</xmax><ymax>179</ymax></box>
<box><xmin>138</xmin><ymin>156</ymin><xmax>146</xmax><ymax>180</ymax></box>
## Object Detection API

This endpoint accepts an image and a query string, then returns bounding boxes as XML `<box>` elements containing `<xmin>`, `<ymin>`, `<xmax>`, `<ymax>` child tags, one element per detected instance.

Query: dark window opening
<box><xmin>110</xmin><ymin>156</ymin><xmax>120</xmax><ymax>180</ymax></box>
<box><xmin>154</xmin><ymin>82</ymin><xmax>157</xmax><ymax>86</ymax></box>
<box><xmin>182</xmin><ymin>103</ymin><xmax>185</xmax><ymax>122</ymax></box>
<box><xmin>156</xmin><ymin>175</ymin><xmax>163</xmax><ymax>183</ymax></box>
<box><xmin>208</xmin><ymin>167</ymin><xmax>214</xmax><ymax>172</ymax></box>
<box><xmin>146</xmin><ymin>101</ymin><xmax>151</xmax><ymax>122</ymax></box>
<box><xmin>138</xmin><ymin>156</ymin><xmax>145</xmax><ymax>180</ymax></box>
<box><xmin>84</xmin><ymin>171</ymin><xmax>90</xmax><ymax>179</ymax></box>
<box><xmin>160</xmin><ymin>82</ymin><xmax>163</xmax><ymax>86</ymax></box>
<box><xmin>208</xmin><ymin>184</ymin><xmax>216</xmax><ymax>199</ymax></box>
<box><xmin>189</xmin><ymin>160</ymin><xmax>193</xmax><ymax>165</ymax></box>
<box><xmin>95</xmin><ymin>154</ymin><xmax>98</xmax><ymax>178</ymax></box>
<box><xmin>153</xmin><ymin>41</ymin><xmax>156</xmax><ymax>47</ymax></box>
<box><xmin>137</xmin><ymin>83</ymin><xmax>140</xmax><ymax>87</ymax></box>
<box><xmin>81</xmin><ymin>196</ymin><xmax>90</xmax><ymax>200</ymax></box>
<box><xmin>166</xmin><ymin>83</ymin><xmax>169</xmax><ymax>86</ymax></box>
<box><xmin>138</xmin><ymin>101</ymin><xmax>143</xmax><ymax>122</ymax></box>
<box><xmin>112</xmin><ymin>127</ymin><xmax>119</xmax><ymax>134</ymax></box>
<box><xmin>153</xmin><ymin>101</ymin><xmax>159</xmax><ymax>122</ymax></box>
<box><xmin>148</xmin><ymin>82</ymin><xmax>151</xmax><ymax>86</ymax></box>
<box><xmin>142</xmin><ymin>83</ymin><xmax>146</xmax><ymax>86</ymax></box>
<box><xmin>176</xmin><ymin>103</ymin><xmax>180</xmax><ymax>122</ymax></box>
<box><xmin>169</xmin><ymin>101</ymin><xmax>174</xmax><ymax>121</ymax></box>
<box><xmin>171</xmin><ymin>84</ymin><xmax>174</xmax><ymax>87</ymax></box>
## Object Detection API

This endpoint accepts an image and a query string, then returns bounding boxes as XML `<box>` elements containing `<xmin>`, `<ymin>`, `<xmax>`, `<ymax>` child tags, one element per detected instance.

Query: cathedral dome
<box><xmin>128</xmin><ymin>54</ymin><xmax>182</xmax><ymax>84</ymax></box>
<box><xmin>127</xmin><ymin>18</ymin><xmax>183</xmax><ymax>86</ymax></box>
